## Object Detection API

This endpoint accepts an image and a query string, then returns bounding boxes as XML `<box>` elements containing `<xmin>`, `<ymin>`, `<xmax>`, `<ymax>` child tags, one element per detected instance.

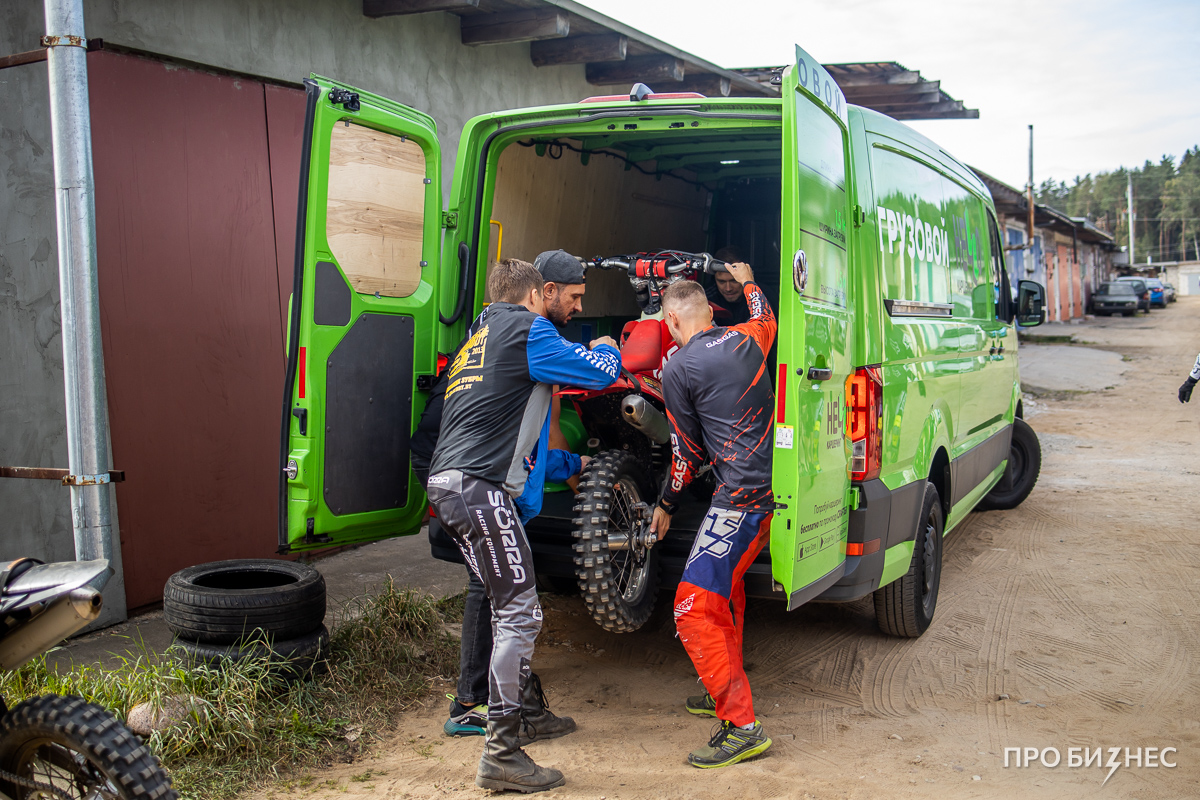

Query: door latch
<box><xmin>807</xmin><ymin>367</ymin><xmax>833</xmax><ymax>382</ymax></box>
<box><xmin>327</xmin><ymin>87</ymin><xmax>360</xmax><ymax>112</ymax></box>
<box><xmin>284</xmin><ymin>459</ymin><xmax>298</xmax><ymax>481</ymax></box>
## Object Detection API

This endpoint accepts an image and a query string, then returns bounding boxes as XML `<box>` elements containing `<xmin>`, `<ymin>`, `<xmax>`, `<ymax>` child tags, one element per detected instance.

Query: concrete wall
<box><xmin>78</xmin><ymin>0</ymin><xmax>598</xmax><ymax>189</ymax></box>
<box><xmin>1</xmin><ymin>0</ymin><xmax>598</xmax><ymax>619</ymax></box>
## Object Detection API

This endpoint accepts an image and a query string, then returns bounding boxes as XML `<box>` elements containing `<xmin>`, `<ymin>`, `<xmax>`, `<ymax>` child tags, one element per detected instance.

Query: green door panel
<box><xmin>280</xmin><ymin>77</ymin><xmax>443</xmax><ymax>552</ymax></box>
<box><xmin>770</xmin><ymin>45</ymin><xmax>851</xmax><ymax>608</ymax></box>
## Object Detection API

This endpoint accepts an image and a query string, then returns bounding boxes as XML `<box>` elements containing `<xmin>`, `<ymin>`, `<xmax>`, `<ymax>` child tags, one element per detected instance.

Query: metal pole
<box><xmin>44</xmin><ymin>0</ymin><xmax>113</xmax><ymax>563</ymax></box>
<box><xmin>1127</xmin><ymin>172</ymin><xmax>1135</xmax><ymax>268</ymax></box>
<box><xmin>1026</xmin><ymin>125</ymin><xmax>1035</xmax><ymax>244</ymax></box>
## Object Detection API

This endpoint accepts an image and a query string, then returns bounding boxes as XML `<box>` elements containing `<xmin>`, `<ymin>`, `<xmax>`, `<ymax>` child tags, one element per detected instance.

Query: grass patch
<box><xmin>0</xmin><ymin>579</ymin><xmax>464</xmax><ymax>799</ymax></box>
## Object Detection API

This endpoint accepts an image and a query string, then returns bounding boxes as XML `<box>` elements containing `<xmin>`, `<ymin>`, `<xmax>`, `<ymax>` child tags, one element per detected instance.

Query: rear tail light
<box><xmin>846</xmin><ymin>365</ymin><xmax>883</xmax><ymax>481</ymax></box>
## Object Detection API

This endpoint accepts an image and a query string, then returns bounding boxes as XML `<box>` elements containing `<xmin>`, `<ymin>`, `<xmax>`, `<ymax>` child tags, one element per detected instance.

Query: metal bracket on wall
<box><xmin>0</xmin><ymin>467</ymin><xmax>125</xmax><ymax>485</ymax></box>
<box><xmin>0</xmin><ymin>38</ymin><xmax>101</xmax><ymax>71</ymax></box>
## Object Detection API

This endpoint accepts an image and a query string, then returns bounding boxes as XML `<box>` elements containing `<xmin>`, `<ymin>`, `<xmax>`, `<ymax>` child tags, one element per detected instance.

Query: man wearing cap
<box><xmin>414</xmin><ymin>252</ymin><xmax>596</xmax><ymax>747</ymax></box>
<box><xmin>425</xmin><ymin>257</ymin><xmax>619</xmax><ymax>792</ymax></box>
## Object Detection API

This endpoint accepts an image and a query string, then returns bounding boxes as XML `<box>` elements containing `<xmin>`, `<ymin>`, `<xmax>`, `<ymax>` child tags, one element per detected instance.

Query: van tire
<box><xmin>572</xmin><ymin>449</ymin><xmax>660</xmax><ymax>633</ymax></box>
<box><xmin>977</xmin><ymin>418</ymin><xmax>1041</xmax><ymax>511</ymax></box>
<box><xmin>163</xmin><ymin>559</ymin><xmax>326</xmax><ymax>645</ymax></box>
<box><xmin>874</xmin><ymin>482</ymin><xmax>942</xmax><ymax>638</ymax></box>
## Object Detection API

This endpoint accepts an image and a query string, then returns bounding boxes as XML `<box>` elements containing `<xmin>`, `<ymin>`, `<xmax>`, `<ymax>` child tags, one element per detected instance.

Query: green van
<box><xmin>278</xmin><ymin>44</ymin><xmax>1047</xmax><ymax>638</ymax></box>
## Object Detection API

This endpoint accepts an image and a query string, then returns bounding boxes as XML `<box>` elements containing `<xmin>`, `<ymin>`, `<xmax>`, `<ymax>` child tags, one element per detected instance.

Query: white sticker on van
<box><xmin>775</xmin><ymin>425</ymin><xmax>794</xmax><ymax>449</ymax></box>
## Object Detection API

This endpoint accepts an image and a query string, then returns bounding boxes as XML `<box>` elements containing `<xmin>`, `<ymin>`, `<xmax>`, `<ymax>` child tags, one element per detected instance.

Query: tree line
<box><xmin>1035</xmin><ymin>145</ymin><xmax>1200</xmax><ymax>264</ymax></box>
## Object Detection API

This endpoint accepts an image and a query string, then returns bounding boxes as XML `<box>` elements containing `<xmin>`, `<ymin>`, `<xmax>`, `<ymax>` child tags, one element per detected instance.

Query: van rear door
<box><xmin>771</xmin><ymin>46</ymin><xmax>853</xmax><ymax>609</ymax></box>
<box><xmin>279</xmin><ymin>77</ymin><xmax>444</xmax><ymax>552</ymax></box>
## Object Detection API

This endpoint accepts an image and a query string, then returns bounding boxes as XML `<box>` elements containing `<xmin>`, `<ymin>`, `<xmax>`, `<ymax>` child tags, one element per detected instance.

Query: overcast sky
<box><xmin>584</xmin><ymin>0</ymin><xmax>1200</xmax><ymax>190</ymax></box>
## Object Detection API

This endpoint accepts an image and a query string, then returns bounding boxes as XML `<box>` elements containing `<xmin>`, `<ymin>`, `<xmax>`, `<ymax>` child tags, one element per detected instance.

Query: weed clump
<box><xmin>0</xmin><ymin>579</ymin><xmax>464</xmax><ymax>799</ymax></box>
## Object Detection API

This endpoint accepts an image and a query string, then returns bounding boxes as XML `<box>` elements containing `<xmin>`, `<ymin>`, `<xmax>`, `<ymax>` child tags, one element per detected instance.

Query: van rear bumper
<box><xmin>815</xmin><ymin>478</ymin><xmax>924</xmax><ymax>602</ymax></box>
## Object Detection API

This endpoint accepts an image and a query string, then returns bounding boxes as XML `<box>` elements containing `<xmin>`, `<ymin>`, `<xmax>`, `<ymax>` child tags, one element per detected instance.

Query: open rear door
<box><xmin>279</xmin><ymin>77</ymin><xmax>443</xmax><ymax>552</ymax></box>
<box><xmin>771</xmin><ymin>46</ymin><xmax>854</xmax><ymax>608</ymax></box>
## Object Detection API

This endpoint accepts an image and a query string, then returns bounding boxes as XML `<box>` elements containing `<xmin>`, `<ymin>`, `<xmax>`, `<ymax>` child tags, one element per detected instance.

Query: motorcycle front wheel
<box><xmin>0</xmin><ymin>695</ymin><xmax>177</xmax><ymax>800</ymax></box>
<box><xmin>572</xmin><ymin>449</ymin><xmax>660</xmax><ymax>633</ymax></box>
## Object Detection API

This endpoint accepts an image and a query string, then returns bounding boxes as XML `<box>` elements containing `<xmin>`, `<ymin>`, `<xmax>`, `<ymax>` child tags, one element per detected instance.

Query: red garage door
<box><xmin>88</xmin><ymin>51</ymin><xmax>305</xmax><ymax>609</ymax></box>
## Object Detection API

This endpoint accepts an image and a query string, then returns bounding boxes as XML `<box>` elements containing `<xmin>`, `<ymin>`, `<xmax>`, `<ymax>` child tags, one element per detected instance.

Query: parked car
<box><xmin>1164</xmin><ymin>283</ymin><xmax>1178</xmax><ymax>302</ymax></box>
<box><xmin>1142</xmin><ymin>277</ymin><xmax>1167</xmax><ymax>308</ymax></box>
<box><xmin>1090</xmin><ymin>281</ymin><xmax>1141</xmax><ymax>316</ymax></box>
<box><xmin>278</xmin><ymin>45</ymin><xmax>1046</xmax><ymax>639</ymax></box>
<box><xmin>1115</xmin><ymin>277</ymin><xmax>1152</xmax><ymax>312</ymax></box>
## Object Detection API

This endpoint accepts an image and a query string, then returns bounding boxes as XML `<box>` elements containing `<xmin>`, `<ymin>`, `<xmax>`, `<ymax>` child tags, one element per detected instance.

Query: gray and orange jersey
<box><xmin>660</xmin><ymin>282</ymin><xmax>777</xmax><ymax>512</ymax></box>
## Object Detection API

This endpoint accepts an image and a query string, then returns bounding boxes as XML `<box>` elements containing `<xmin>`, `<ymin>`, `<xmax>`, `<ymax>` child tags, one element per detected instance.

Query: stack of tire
<box><xmin>163</xmin><ymin>559</ymin><xmax>329</xmax><ymax>675</ymax></box>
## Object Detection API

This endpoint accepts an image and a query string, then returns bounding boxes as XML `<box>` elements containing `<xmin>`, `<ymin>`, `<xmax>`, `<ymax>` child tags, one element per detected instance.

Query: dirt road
<box><xmin>255</xmin><ymin>300</ymin><xmax>1200</xmax><ymax>800</ymax></box>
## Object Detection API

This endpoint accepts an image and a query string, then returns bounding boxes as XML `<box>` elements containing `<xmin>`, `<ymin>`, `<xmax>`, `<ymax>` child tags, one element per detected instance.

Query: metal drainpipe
<box><xmin>43</xmin><ymin>0</ymin><xmax>114</xmax><ymax>564</ymax></box>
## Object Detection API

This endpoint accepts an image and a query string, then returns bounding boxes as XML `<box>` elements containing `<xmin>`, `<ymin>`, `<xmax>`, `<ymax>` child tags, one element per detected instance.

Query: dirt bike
<box><xmin>559</xmin><ymin>250</ymin><xmax>727</xmax><ymax>633</ymax></box>
<box><xmin>0</xmin><ymin>558</ymin><xmax>177</xmax><ymax>800</ymax></box>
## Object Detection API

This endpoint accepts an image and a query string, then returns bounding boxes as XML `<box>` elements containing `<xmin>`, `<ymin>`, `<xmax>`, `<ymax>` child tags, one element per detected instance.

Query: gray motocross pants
<box><xmin>426</xmin><ymin>469</ymin><xmax>541</xmax><ymax>717</ymax></box>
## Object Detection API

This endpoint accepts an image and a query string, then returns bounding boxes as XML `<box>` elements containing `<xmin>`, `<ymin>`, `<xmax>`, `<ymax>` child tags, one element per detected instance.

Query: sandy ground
<box><xmin>251</xmin><ymin>300</ymin><xmax>1200</xmax><ymax>800</ymax></box>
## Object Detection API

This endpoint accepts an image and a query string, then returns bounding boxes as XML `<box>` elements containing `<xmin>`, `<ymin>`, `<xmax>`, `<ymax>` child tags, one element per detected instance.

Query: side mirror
<box><xmin>1017</xmin><ymin>280</ymin><xmax>1045</xmax><ymax>327</ymax></box>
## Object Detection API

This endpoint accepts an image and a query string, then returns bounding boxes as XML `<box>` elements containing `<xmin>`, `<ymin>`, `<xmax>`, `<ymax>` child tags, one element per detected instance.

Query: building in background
<box><xmin>973</xmin><ymin>169</ymin><xmax>1116</xmax><ymax>322</ymax></box>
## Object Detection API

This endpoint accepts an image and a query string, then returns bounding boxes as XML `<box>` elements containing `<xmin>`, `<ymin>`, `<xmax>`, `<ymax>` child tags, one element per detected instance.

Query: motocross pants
<box><xmin>674</xmin><ymin>507</ymin><xmax>772</xmax><ymax>727</ymax></box>
<box><xmin>427</xmin><ymin>469</ymin><xmax>541</xmax><ymax>718</ymax></box>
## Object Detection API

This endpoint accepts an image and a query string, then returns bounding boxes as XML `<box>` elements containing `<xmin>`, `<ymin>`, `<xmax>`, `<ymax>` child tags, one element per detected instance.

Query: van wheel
<box><xmin>874</xmin><ymin>482</ymin><xmax>942</xmax><ymax>638</ymax></box>
<box><xmin>572</xmin><ymin>449</ymin><xmax>659</xmax><ymax>633</ymax></box>
<box><xmin>977</xmin><ymin>417</ymin><xmax>1041</xmax><ymax>511</ymax></box>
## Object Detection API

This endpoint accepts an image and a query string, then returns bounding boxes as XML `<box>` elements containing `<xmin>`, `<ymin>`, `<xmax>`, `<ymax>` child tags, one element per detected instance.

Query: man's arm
<box><xmin>660</xmin><ymin>362</ymin><xmax>706</xmax><ymax>508</ymax></box>
<box><xmin>544</xmin><ymin>449</ymin><xmax>584</xmax><ymax>484</ymax></box>
<box><xmin>526</xmin><ymin>316</ymin><xmax>621</xmax><ymax>389</ymax></box>
<box><xmin>1180</xmin><ymin>353</ymin><xmax>1200</xmax><ymax>403</ymax></box>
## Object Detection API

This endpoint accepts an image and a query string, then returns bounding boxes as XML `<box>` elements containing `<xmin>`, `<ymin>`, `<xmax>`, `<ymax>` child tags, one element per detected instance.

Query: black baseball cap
<box><xmin>533</xmin><ymin>250</ymin><xmax>587</xmax><ymax>284</ymax></box>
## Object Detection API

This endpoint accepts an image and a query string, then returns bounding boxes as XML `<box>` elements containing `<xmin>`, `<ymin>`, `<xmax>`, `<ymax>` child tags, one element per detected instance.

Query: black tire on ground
<box><xmin>163</xmin><ymin>559</ymin><xmax>326</xmax><ymax>644</ymax></box>
<box><xmin>572</xmin><ymin>449</ymin><xmax>660</xmax><ymax>633</ymax></box>
<box><xmin>873</xmin><ymin>482</ymin><xmax>943</xmax><ymax>638</ymax></box>
<box><xmin>174</xmin><ymin>624</ymin><xmax>330</xmax><ymax>675</ymax></box>
<box><xmin>976</xmin><ymin>417</ymin><xmax>1042</xmax><ymax>511</ymax></box>
<box><xmin>0</xmin><ymin>694</ymin><xmax>178</xmax><ymax>800</ymax></box>
<box><xmin>1122</xmin><ymin>311</ymin><xmax>1134</xmax><ymax>317</ymax></box>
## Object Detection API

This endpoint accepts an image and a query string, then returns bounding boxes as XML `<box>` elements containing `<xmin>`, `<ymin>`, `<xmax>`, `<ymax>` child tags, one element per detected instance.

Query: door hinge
<box><xmin>304</xmin><ymin>517</ymin><xmax>331</xmax><ymax>545</ymax></box>
<box><xmin>852</xmin><ymin>205</ymin><xmax>865</xmax><ymax>228</ymax></box>
<box><xmin>327</xmin><ymin>87</ymin><xmax>360</xmax><ymax>112</ymax></box>
<box><xmin>441</xmin><ymin>211</ymin><xmax>458</xmax><ymax>229</ymax></box>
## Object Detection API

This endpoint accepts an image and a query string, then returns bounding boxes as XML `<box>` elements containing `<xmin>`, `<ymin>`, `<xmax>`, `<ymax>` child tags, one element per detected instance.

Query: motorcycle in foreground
<box><xmin>0</xmin><ymin>558</ymin><xmax>176</xmax><ymax>799</ymax></box>
<box><xmin>560</xmin><ymin>251</ymin><xmax>725</xmax><ymax>633</ymax></box>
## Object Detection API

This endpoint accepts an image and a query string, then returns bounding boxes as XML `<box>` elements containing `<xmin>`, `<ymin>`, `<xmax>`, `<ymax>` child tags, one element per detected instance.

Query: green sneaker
<box><xmin>687</xmin><ymin>720</ymin><xmax>772</xmax><ymax>768</ymax></box>
<box><xmin>684</xmin><ymin>692</ymin><xmax>717</xmax><ymax>717</ymax></box>
<box><xmin>443</xmin><ymin>694</ymin><xmax>488</xmax><ymax>737</ymax></box>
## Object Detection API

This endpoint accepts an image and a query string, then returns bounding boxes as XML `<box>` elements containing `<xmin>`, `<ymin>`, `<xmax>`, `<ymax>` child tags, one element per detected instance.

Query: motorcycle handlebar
<box><xmin>585</xmin><ymin>252</ymin><xmax>728</xmax><ymax>275</ymax></box>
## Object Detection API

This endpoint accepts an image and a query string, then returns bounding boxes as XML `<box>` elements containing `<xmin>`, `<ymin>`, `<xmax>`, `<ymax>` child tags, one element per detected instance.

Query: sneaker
<box><xmin>684</xmin><ymin>692</ymin><xmax>717</xmax><ymax>717</ymax></box>
<box><xmin>444</xmin><ymin>695</ymin><xmax>488</xmax><ymax>737</ymax></box>
<box><xmin>687</xmin><ymin>720</ymin><xmax>772</xmax><ymax>768</ymax></box>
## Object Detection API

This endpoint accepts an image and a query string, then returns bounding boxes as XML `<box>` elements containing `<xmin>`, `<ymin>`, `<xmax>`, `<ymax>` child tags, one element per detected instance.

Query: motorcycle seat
<box><xmin>620</xmin><ymin>319</ymin><xmax>668</xmax><ymax>374</ymax></box>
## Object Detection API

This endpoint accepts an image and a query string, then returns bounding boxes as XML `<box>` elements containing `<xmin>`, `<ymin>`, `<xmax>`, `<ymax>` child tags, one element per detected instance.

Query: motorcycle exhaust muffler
<box><xmin>621</xmin><ymin>394</ymin><xmax>670</xmax><ymax>445</ymax></box>
<box><xmin>0</xmin><ymin>588</ymin><xmax>103</xmax><ymax>671</ymax></box>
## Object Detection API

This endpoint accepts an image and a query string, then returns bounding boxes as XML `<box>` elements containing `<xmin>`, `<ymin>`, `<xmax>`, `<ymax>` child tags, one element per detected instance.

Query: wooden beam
<box><xmin>673</xmin><ymin>74</ymin><xmax>731</xmax><ymax>97</ymax></box>
<box><xmin>531</xmin><ymin>33</ymin><xmax>626</xmax><ymax>67</ymax></box>
<box><xmin>461</xmin><ymin>9</ymin><xmax>568</xmax><ymax>46</ymax></box>
<box><xmin>842</xmin><ymin>81</ymin><xmax>940</xmax><ymax>102</ymax></box>
<box><xmin>832</xmin><ymin>69</ymin><xmax>920</xmax><ymax>88</ymax></box>
<box><xmin>872</xmin><ymin>99</ymin><xmax>964</xmax><ymax>116</ymax></box>
<box><xmin>363</xmin><ymin>0</ymin><xmax>478</xmax><ymax>18</ymax></box>
<box><xmin>850</xmin><ymin>91</ymin><xmax>946</xmax><ymax>110</ymax></box>
<box><xmin>586</xmin><ymin>55</ymin><xmax>684</xmax><ymax>86</ymax></box>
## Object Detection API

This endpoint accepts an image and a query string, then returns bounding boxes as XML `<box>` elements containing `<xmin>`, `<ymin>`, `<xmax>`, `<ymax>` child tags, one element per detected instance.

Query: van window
<box><xmin>871</xmin><ymin>148</ymin><xmax>952</xmax><ymax>307</ymax></box>
<box><xmin>986</xmin><ymin>211</ymin><xmax>1006</xmax><ymax>320</ymax></box>
<box><xmin>325</xmin><ymin>122</ymin><xmax>426</xmax><ymax>298</ymax></box>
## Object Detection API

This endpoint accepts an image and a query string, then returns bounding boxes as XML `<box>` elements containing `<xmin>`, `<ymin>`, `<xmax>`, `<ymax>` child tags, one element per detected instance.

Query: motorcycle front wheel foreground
<box><xmin>0</xmin><ymin>695</ymin><xmax>177</xmax><ymax>800</ymax></box>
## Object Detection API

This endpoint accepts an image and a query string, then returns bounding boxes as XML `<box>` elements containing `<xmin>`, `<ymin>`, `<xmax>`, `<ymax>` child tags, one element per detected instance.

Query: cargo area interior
<box><xmin>482</xmin><ymin>125</ymin><xmax>785</xmax><ymax>588</ymax></box>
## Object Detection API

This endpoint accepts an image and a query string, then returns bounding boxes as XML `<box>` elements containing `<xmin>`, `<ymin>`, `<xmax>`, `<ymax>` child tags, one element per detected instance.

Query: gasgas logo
<box><xmin>876</xmin><ymin>205</ymin><xmax>950</xmax><ymax>270</ymax></box>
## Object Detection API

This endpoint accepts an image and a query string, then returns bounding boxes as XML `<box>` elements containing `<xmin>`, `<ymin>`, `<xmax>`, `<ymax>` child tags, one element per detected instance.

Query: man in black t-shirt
<box><xmin>704</xmin><ymin>246</ymin><xmax>752</xmax><ymax>325</ymax></box>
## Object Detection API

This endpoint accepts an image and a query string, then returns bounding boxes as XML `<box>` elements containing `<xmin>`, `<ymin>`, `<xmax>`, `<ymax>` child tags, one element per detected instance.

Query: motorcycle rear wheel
<box><xmin>0</xmin><ymin>695</ymin><xmax>177</xmax><ymax>800</ymax></box>
<box><xmin>572</xmin><ymin>449</ymin><xmax>660</xmax><ymax>633</ymax></box>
